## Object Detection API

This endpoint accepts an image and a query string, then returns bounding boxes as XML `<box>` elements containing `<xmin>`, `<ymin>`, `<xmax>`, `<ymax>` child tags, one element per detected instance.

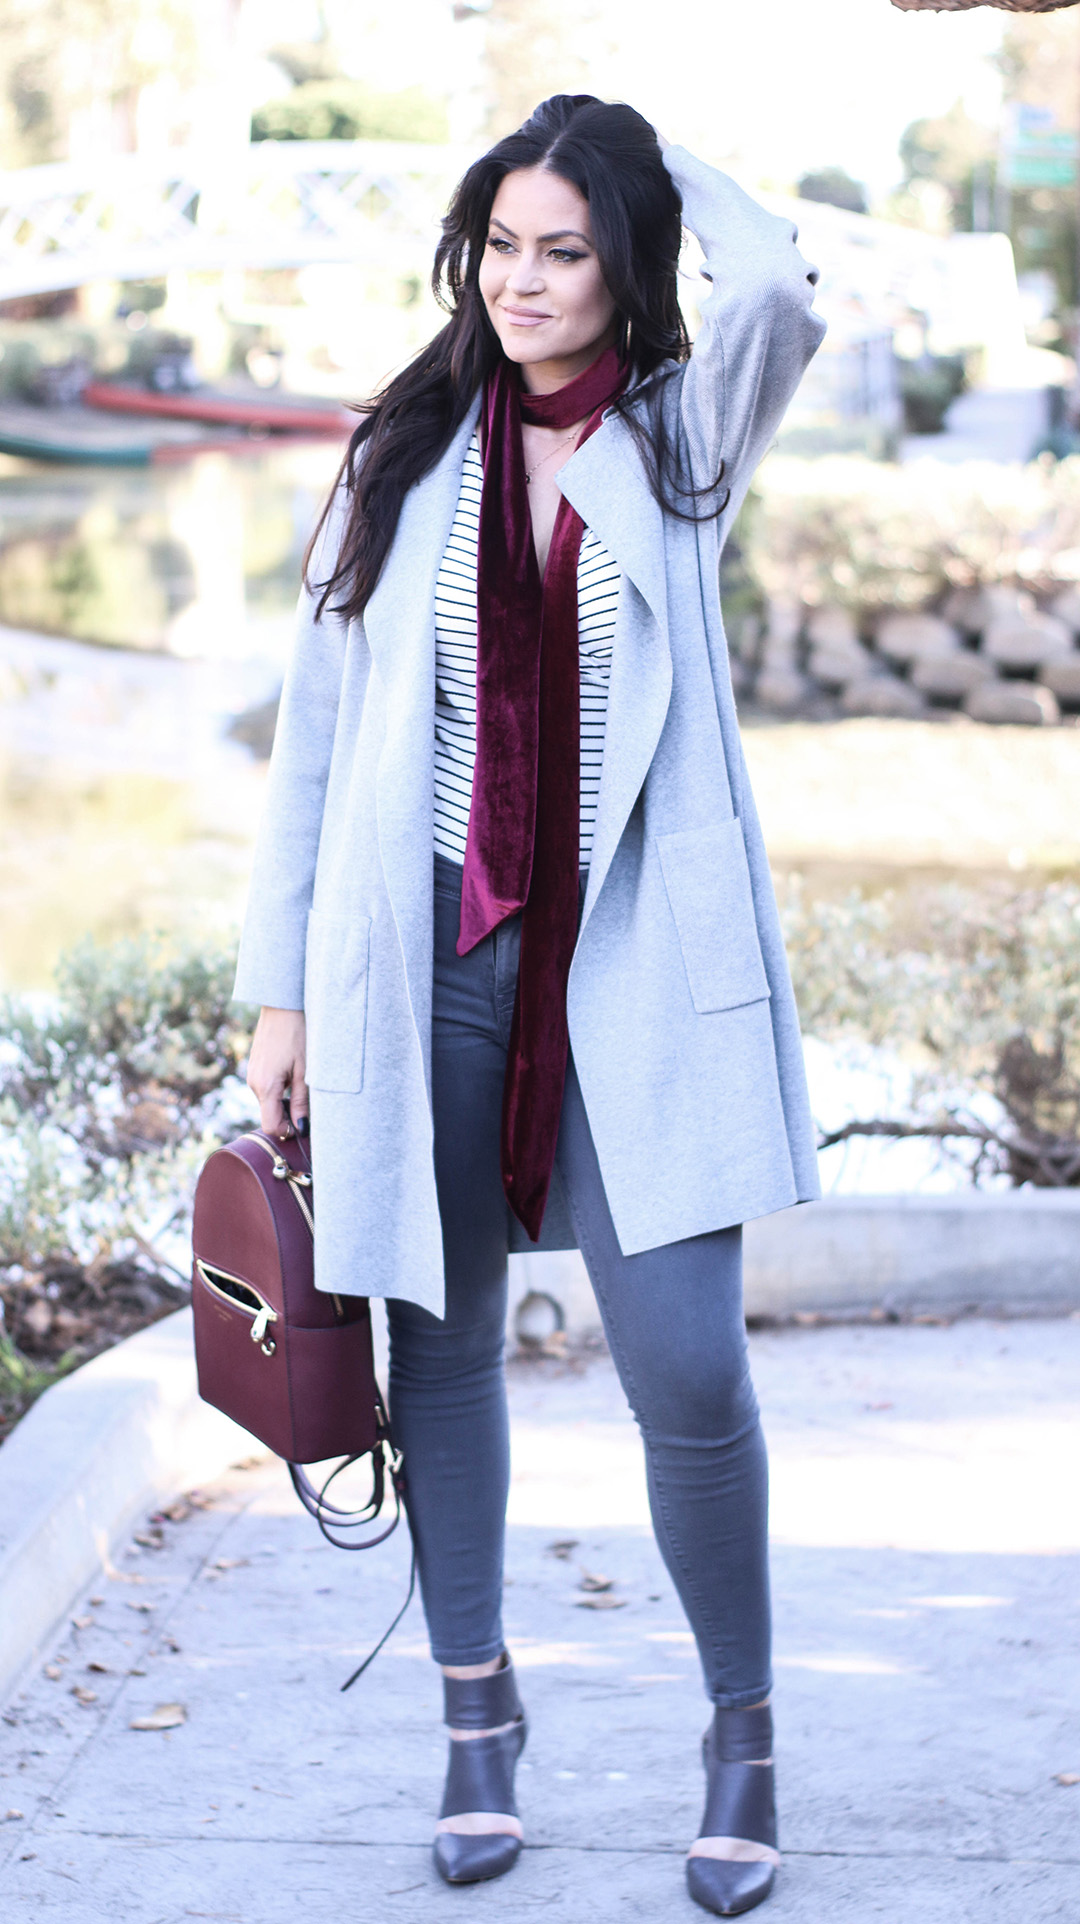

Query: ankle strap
<box><xmin>443</xmin><ymin>1655</ymin><xmax>522</xmax><ymax>1730</ymax></box>
<box><xmin>710</xmin><ymin>1703</ymin><xmax>773</xmax><ymax>1762</ymax></box>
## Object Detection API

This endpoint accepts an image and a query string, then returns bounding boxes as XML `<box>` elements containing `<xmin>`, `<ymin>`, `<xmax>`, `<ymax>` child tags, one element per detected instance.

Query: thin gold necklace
<box><xmin>523</xmin><ymin>422</ymin><xmax>585</xmax><ymax>485</ymax></box>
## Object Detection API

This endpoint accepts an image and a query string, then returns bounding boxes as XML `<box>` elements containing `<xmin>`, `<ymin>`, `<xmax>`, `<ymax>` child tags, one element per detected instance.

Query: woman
<box><xmin>237</xmin><ymin>94</ymin><xmax>823</xmax><ymax>1917</ymax></box>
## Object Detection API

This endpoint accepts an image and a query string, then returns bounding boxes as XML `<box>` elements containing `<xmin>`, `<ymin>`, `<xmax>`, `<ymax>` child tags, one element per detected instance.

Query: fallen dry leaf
<box><xmin>43</xmin><ymin>1666</ymin><xmax>62</xmax><ymax>1682</ymax></box>
<box><xmin>71</xmin><ymin>1687</ymin><xmax>97</xmax><ymax>1707</ymax></box>
<box><xmin>1053</xmin><ymin>1772</ymin><xmax>1080</xmax><ymax>1787</ymax></box>
<box><xmin>212</xmin><ymin>1557</ymin><xmax>247</xmax><ymax>1571</ymax></box>
<box><xmin>87</xmin><ymin>1662</ymin><xmax>110</xmax><ymax>1675</ymax></box>
<box><xmin>575</xmin><ymin>1593</ymin><xmax>627</xmax><ymax>1611</ymax></box>
<box><xmin>129</xmin><ymin>1703</ymin><xmax>186</xmax><ymax>1732</ymax></box>
<box><xmin>547</xmin><ymin>1539</ymin><xmax>579</xmax><ymax>1561</ymax></box>
<box><xmin>71</xmin><ymin>1616</ymin><xmax>94</xmax><ymax>1631</ymax></box>
<box><xmin>578</xmin><ymin>1572</ymin><xmax>614</xmax><ymax>1593</ymax></box>
<box><xmin>125</xmin><ymin>1601</ymin><xmax>154</xmax><ymax>1614</ymax></box>
<box><xmin>133</xmin><ymin>1531</ymin><xmax>164</xmax><ymax>1551</ymax></box>
<box><xmin>5</xmin><ymin>1810</ymin><xmax>24</xmax><ymax>1822</ymax></box>
<box><xmin>89</xmin><ymin>1596</ymin><xmax>104</xmax><ymax>1607</ymax></box>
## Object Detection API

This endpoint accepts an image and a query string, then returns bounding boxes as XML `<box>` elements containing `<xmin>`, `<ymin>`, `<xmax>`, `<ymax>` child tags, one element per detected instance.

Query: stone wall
<box><xmin>737</xmin><ymin>585</ymin><xmax>1080</xmax><ymax>726</ymax></box>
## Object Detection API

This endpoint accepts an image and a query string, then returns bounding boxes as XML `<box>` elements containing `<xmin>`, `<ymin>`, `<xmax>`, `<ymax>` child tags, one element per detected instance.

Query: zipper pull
<box><xmin>250</xmin><ymin>1304</ymin><xmax>275</xmax><ymax>1345</ymax></box>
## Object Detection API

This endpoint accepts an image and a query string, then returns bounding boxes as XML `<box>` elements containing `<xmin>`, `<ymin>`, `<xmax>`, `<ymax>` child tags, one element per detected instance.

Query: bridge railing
<box><xmin>0</xmin><ymin>142</ymin><xmax>473</xmax><ymax>301</ymax></box>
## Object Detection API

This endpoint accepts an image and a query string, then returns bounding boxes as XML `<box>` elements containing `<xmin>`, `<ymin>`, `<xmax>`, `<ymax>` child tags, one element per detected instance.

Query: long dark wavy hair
<box><xmin>307</xmin><ymin>93</ymin><xmax>725</xmax><ymax>623</ymax></box>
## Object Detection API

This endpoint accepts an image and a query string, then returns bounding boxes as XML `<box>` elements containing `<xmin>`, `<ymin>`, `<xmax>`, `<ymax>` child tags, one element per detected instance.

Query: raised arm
<box><xmin>662</xmin><ymin>144</ymin><xmax>825</xmax><ymax>502</ymax></box>
<box><xmin>232</xmin><ymin>489</ymin><xmax>356</xmax><ymax>1013</ymax></box>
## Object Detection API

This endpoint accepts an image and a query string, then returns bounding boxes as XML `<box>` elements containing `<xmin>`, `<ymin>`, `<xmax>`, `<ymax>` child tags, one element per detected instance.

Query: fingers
<box><xmin>246</xmin><ymin>1008</ymin><xmax>309</xmax><ymax>1139</ymax></box>
<box><xmin>255</xmin><ymin>1078</ymin><xmax>290</xmax><ymax>1139</ymax></box>
<box><xmin>289</xmin><ymin>1067</ymin><xmax>310</xmax><ymax>1137</ymax></box>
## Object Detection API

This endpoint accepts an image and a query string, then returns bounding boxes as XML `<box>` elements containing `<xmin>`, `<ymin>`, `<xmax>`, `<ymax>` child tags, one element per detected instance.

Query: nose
<box><xmin>505</xmin><ymin>251</ymin><xmax>544</xmax><ymax>297</ymax></box>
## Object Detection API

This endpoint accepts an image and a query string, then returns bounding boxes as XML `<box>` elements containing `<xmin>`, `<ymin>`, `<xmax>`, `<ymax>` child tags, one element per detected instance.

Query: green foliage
<box><xmin>797</xmin><ymin>168</ymin><xmax>868</xmax><ymax>216</ymax></box>
<box><xmin>0</xmin><ymin>1328</ymin><xmax>77</xmax><ymax>1441</ymax></box>
<box><xmin>0</xmin><ymin>930</ymin><xmax>255</xmax><ymax>1272</ymax></box>
<box><xmin>898</xmin><ymin>100</ymin><xmax>994</xmax><ymax>233</ymax></box>
<box><xmin>782</xmin><ymin>880</ymin><xmax>1080</xmax><ymax>1186</ymax></box>
<box><xmin>898</xmin><ymin>354</ymin><xmax>967</xmax><ymax>436</ymax></box>
<box><xmin>251</xmin><ymin>80</ymin><xmax>448</xmax><ymax>144</ymax></box>
<box><xmin>746</xmin><ymin>453</ymin><xmax>1080</xmax><ymax>614</ymax></box>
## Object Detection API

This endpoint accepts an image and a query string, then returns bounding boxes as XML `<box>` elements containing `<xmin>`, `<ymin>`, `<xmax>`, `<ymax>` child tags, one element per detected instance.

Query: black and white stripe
<box><xmin>433</xmin><ymin>435</ymin><xmax>621</xmax><ymax>867</ymax></box>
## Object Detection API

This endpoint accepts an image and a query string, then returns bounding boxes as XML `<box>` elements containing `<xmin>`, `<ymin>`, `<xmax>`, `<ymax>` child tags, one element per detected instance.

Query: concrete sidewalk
<box><xmin>1</xmin><ymin>1317</ymin><xmax>1078</xmax><ymax>1922</ymax></box>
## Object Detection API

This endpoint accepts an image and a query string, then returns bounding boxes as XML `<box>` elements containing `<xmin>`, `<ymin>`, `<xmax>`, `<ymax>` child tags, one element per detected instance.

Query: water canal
<box><xmin>0</xmin><ymin>442</ymin><xmax>341</xmax><ymax>989</ymax></box>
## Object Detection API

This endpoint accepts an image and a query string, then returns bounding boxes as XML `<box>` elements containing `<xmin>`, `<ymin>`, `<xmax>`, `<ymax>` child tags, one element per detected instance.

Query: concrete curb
<box><xmin>0</xmin><ymin>1308</ymin><xmax>248</xmax><ymax>1709</ymax></box>
<box><xmin>509</xmin><ymin>1190</ymin><xmax>1080</xmax><ymax>1336</ymax></box>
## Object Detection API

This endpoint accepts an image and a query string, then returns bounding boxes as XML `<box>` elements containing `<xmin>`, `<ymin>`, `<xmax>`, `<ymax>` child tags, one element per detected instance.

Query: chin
<box><xmin>498</xmin><ymin>333</ymin><xmax>560</xmax><ymax>364</ymax></box>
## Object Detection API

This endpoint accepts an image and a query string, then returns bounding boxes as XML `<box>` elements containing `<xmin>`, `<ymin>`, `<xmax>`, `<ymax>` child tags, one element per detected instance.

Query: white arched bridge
<box><xmin>0</xmin><ymin>141</ymin><xmax>468</xmax><ymax>301</ymax></box>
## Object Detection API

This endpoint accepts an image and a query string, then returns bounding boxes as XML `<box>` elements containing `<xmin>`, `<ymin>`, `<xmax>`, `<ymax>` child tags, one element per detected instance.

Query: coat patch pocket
<box><xmin>657</xmin><ymin>820</ymin><xmax>771</xmax><ymax>1015</ymax></box>
<box><xmin>304</xmin><ymin>910</ymin><xmax>371</xmax><ymax>1093</ymax></box>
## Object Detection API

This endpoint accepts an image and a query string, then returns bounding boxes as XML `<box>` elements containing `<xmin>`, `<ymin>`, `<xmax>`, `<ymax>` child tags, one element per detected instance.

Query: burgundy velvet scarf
<box><xmin>458</xmin><ymin>345</ymin><xmax>627</xmax><ymax>1242</ymax></box>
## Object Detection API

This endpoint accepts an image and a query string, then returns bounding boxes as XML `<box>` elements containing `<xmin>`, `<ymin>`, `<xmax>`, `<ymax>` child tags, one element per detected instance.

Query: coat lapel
<box><xmin>360</xmin><ymin>388</ymin><xmax>675</xmax><ymax>1037</ymax></box>
<box><xmin>557</xmin><ymin>410</ymin><xmax>673</xmax><ymax>926</ymax></box>
<box><xmin>362</xmin><ymin>399</ymin><xmax>481</xmax><ymax>1074</ymax></box>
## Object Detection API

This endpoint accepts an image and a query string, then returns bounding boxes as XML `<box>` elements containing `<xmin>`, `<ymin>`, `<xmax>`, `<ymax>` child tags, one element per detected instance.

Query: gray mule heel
<box><xmin>433</xmin><ymin>1653</ymin><xmax>527</xmax><ymax>1885</ymax></box>
<box><xmin>686</xmin><ymin>1703</ymin><xmax>779</xmax><ymax>1917</ymax></box>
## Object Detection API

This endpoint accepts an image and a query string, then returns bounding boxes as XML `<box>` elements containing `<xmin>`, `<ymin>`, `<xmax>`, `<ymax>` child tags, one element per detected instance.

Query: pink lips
<box><xmin>501</xmin><ymin>307</ymin><xmax>553</xmax><ymax>326</ymax></box>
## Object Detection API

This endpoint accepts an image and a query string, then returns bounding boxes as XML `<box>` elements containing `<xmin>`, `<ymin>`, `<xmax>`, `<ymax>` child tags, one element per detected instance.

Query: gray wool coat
<box><xmin>233</xmin><ymin>146</ymin><xmax>826</xmax><ymax>1316</ymax></box>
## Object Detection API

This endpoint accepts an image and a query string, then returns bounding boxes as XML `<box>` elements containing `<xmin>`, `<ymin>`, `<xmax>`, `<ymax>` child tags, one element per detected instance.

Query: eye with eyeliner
<box><xmin>485</xmin><ymin>236</ymin><xmax>587</xmax><ymax>264</ymax></box>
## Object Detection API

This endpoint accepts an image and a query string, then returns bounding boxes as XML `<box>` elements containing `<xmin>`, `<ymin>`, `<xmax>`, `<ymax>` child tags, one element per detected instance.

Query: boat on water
<box><xmin>0</xmin><ymin>402</ymin><xmax>268</xmax><ymax>467</ymax></box>
<box><xmin>83</xmin><ymin>381</ymin><xmax>352</xmax><ymax>436</ymax></box>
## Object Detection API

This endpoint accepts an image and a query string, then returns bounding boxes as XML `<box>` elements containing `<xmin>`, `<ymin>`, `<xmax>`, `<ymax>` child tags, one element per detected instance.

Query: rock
<box><xmin>1039</xmin><ymin>657</ymin><xmax>1080</xmax><ymax>706</ymax></box>
<box><xmin>754</xmin><ymin>666</ymin><xmax>809</xmax><ymax>713</ymax></box>
<box><xmin>805</xmin><ymin>605</ymin><xmax>858</xmax><ymax>650</ymax></box>
<box><xmin>227</xmin><ymin>697</ymin><xmax>279</xmax><ymax>761</ymax></box>
<box><xmin>763</xmin><ymin>600</ymin><xmax>802</xmax><ymax>648</ymax></box>
<box><xmin>981</xmin><ymin>613</ymin><xmax>1072</xmax><ymax>670</ymax></box>
<box><xmin>1048</xmin><ymin>586</ymin><xmax>1080</xmax><ymax>636</ymax></box>
<box><xmin>759</xmin><ymin>634</ymin><xmax>799</xmax><ymax>670</ymax></box>
<box><xmin>912</xmin><ymin>653</ymin><xmax>997</xmax><ymax>701</ymax></box>
<box><xmin>942</xmin><ymin>584</ymin><xmax>1035</xmax><ymax>635</ymax></box>
<box><xmin>806</xmin><ymin>642</ymin><xmax>872</xmax><ymax>690</ymax></box>
<box><xmin>875</xmin><ymin>613</ymin><xmax>960</xmax><ymax>664</ymax></box>
<box><xmin>964</xmin><ymin>681</ymin><xmax>1060</xmax><ymax>726</ymax></box>
<box><xmin>840</xmin><ymin>676</ymin><xmax>925</xmax><ymax>719</ymax></box>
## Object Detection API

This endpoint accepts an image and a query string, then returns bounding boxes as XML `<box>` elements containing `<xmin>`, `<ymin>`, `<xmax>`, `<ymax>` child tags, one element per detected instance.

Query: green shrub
<box><xmin>783</xmin><ymin>879</ymin><xmax>1080</xmax><ymax>1185</ymax></box>
<box><xmin>251</xmin><ymin>80</ymin><xmax>448</xmax><ymax>144</ymax></box>
<box><xmin>745</xmin><ymin>453</ymin><xmax>1080</xmax><ymax>614</ymax></box>
<box><xmin>0</xmin><ymin>930</ymin><xmax>255</xmax><ymax>1274</ymax></box>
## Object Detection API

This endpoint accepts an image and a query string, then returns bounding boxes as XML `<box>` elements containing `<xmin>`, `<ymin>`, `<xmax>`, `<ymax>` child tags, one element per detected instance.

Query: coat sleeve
<box><xmin>232</xmin><ymin>489</ymin><xmax>353</xmax><ymax>1010</ymax></box>
<box><xmin>662</xmin><ymin>145</ymin><xmax>825</xmax><ymax>496</ymax></box>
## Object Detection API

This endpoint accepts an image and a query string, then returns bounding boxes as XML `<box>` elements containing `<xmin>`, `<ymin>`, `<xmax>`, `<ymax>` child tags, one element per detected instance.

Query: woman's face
<box><xmin>478</xmin><ymin>166</ymin><xmax>618</xmax><ymax>390</ymax></box>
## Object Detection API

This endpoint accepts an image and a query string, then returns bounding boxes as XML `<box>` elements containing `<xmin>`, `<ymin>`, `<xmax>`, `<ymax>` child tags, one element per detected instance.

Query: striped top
<box><xmin>433</xmin><ymin>435</ymin><xmax>621</xmax><ymax>868</ymax></box>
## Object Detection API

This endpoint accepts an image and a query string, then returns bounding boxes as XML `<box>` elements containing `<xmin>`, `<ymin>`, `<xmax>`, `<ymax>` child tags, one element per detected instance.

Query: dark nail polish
<box><xmin>296</xmin><ymin>1115</ymin><xmax>310</xmax><ymax>1138</ymax></box>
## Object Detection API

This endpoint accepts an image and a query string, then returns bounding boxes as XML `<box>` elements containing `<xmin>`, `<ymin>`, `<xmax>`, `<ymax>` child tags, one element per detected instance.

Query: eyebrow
<box><xmin>489</xmin><ymin>217</ymin><xmax>592</xmax><ymax>246</ymax></box>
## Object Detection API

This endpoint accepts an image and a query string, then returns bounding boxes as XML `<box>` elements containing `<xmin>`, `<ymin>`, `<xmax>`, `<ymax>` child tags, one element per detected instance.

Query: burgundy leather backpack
<box><xmin>191</xmin><ymin>1129</ymin><xmax>406</xmax><ymax>1576</ymax></box>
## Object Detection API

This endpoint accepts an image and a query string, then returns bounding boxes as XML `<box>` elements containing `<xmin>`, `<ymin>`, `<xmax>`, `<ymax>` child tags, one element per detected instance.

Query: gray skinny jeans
<box><xmin>385</xmin><ymin>854</ymin><xmax>771</xmax><ymax>1708</ymax></box>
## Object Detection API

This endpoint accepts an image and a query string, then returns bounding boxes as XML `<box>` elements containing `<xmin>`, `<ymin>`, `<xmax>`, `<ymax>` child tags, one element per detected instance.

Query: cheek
<box><xmin>571</xmin><ymin>265</ymin><xmax>616</xmax><ymax>330</ymax></box>
<box><xmin>478</xmin><ymin>252</ymin><xmax>503</xmax><ymax>313</ymax></box>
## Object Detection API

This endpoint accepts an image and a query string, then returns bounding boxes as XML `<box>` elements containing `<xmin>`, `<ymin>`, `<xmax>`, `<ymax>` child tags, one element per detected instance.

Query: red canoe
<box><xmin>83</xmin><ymin>382</ymin><xmax>352</xmax><ymax>436</ymax></box>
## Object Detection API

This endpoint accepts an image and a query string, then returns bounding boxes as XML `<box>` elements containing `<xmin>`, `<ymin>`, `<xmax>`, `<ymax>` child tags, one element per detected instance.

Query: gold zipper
<box><xmin>231</xmin><ymin>1134</ymin><xmax>344</xmax><ymax>1322</ymax></box>
<box><xmin>238</xmin><ymin>1132</ymin><xmax>315</xmax><ymax>1237</ymax></box>
<box><xmin>195</xmin><ymin>1258</ymin><xmax>278</xmax><ymax>1355</ymax></box>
